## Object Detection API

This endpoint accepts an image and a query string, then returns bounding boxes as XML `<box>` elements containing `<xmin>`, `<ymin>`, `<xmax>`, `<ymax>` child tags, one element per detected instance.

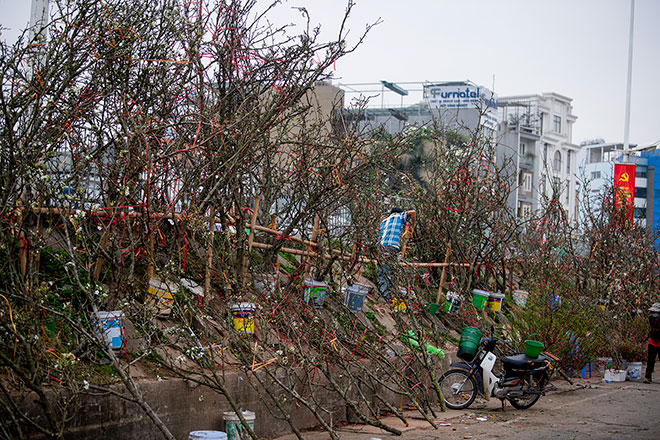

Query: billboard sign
<box><xmin>424</xmin><ymin>83</ymin><xmax>498</xmax><ymax>129</ymax></box>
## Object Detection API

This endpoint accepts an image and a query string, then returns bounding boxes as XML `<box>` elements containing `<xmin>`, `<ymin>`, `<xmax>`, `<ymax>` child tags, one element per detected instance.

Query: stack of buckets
<box><xmin>223</xmin><ymin>410</ymin><xmax>255</xmax><ymax>440</ymax></box>
<box><xmin>343</xmin><ymin>284</ymin><xmax>369</xmax><ymax>313</ymax></box>
<box><xmin>230</xmin><ymin>303</ymin><xmax>256</xmax><ymax>335</ymax></box>
<box><xmin>471</xmin><ymin>289</ymin><xmax>489</xmax><ymax>310</ymax></box>
<box><xmin>303</xmin><ymin>279</ymin><xmax>328</xmax><ymax>308</ymax></box>
<box><xmin>457</xmin><ymin>326</ymin><xmax>482</xmax><ymax>361</ymax></box>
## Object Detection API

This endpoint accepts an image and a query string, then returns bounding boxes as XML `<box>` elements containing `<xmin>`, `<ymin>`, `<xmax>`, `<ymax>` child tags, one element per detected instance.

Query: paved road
<box><xmin>273</xmin><ymin>378</ymin><xmax>660</xmax><ymax>439</ymax></box>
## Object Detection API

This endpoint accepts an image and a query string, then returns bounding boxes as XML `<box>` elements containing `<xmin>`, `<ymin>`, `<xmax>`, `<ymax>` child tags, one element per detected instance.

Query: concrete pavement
<box><xmin>272</xmin><ymin>377</ymin><xmax>660</xmax><ymax>439</ymax></box>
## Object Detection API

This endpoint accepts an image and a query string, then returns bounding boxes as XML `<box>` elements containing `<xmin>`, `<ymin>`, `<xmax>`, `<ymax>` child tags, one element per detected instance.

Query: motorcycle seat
<box><xmin>502</xmin><ymin>353</ymin><xmax>548</xmax><ymax>370</ymax></box>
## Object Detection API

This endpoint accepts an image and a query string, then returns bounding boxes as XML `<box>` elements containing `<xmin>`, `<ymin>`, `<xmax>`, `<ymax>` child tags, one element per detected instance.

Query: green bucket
<box><xmin>471</xmin><ymin>289</ymin><xmax>489</xmax><ymax>310</ymax></box>
<box><xmin>457</xmin><ymin>327</ymin><xmax>482</xmax><ymax>361</ymax></box>
<box><xmin>524</xmin><ymin>340</ymin><xmax>544</xmax><ymax>358</ymax></box>
<box><xmin>425</xmin><ymin>302</ymin><xmax>440</xmax><ymax>316</ymax></box>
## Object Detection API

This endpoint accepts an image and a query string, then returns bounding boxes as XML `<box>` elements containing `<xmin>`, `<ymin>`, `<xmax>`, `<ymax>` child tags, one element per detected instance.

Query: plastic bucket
<box><xmin>343</xmin><ymin>284</ymin><xmax>369</xmax><ymax>312</ymax></box>
<box><xmin>471</xmin><ymin>289</ymin><xmax>489</xmax><ymax>310</ymax></box>
<box><xmin>426</xmin><ymin>302</ymin><xmax>440</xmax><ymax>316</ymax></box>
<box><xmin>230</xmin><ymin>303</ymin><xmax>256</xmax><ymax>335</ymax></box>
<box><xmin>627</xmin><ymin>361</ymin><xmax>643</xmax><ymax>380</ymax></box>
<box><xmin>223</xmin><ymin>410</ymin><xmax>255</xmax><ymax>440</ymax></box>
<box><xmin>147</xmin><ymin>278</ymin><xmax>176</xmax><ymax>316</ymax></box>
<box><xmin>487</xmin><ymin>292</ymin><xmax>505</xmax><ymax>312</ymax></box>
<box><xmin>457</xmin><ymin>327</ymin><xmax>482</xmax><ymax>361</ymax></box>
<box><xmin>303</xmin><ymin>279</ymin><xmax>327</xmax><ymax>308</ymax></box>
<box><xmin>513</xmin><ymin>290</ymin><xmax>528</xmax><ymax>307</ymax></box>
<box><xmin>189</xmin><ymin>431</ymin><xmax>227</xmax><ymax>440</ymax></box>
<box><xmin>444</xmin><ymin>292</ymin><xmax>461</xmax><ymax>313</ymax></box>
<box><xmin>524</xmin><ymin>340</ymin><xmax>544</xmax><ymax>358</ymax></box>
<box><xmin>604</xmin><ymin>369</ymin><xmax>627</xmax><ymax>382</ymax></box>
<box><xmin>96</xmin><ymin>311</ymin><xmax>124</xmax><ymax>349</ymax></box>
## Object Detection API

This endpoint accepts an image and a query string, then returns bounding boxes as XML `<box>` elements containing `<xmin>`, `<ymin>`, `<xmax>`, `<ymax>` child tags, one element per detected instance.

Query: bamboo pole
<box><xmin>434</xmin><ymin>242</ymin><xmax>452</xmax><ymax>305</ymax></box>
<box><xmin>241</xmin><ymin>195</ymin><xmax>261</xmax><ymax>288</ymax></box>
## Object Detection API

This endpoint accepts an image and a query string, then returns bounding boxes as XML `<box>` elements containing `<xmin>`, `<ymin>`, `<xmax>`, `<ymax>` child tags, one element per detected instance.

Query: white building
<box><xmin>576</xmin><ymin>140</ymin><xmax>648</xmax><ymax>227</ymax></box>
<box><xmin>496</xmin><ymin>93</ymin><xmax>579</xmax><ymax>221</ymax></box>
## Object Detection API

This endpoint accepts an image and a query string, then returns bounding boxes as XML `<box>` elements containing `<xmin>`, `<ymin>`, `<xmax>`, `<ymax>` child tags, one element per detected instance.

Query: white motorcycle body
<box><xmin>479</xmin><ymin>351</ymin><xmax>499</xmax><ymax>397</ymax></box>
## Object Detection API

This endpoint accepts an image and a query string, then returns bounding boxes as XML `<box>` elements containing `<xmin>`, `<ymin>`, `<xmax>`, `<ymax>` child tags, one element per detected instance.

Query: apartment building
<box><xmin>496</xmin><ymin>93</ymin><xmax>579</xmax><ymax>222</ymax></box>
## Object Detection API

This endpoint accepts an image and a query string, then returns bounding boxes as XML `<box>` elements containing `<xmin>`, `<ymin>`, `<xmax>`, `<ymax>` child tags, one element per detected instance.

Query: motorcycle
<box><xmin>438</xmin><ymin>337</ymin><xmax>573</xmax><ymax>410</ymax></box>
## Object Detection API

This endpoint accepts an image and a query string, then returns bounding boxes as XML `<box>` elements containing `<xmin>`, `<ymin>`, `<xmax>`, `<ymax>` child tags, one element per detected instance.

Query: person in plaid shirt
<box><xmin>377</xmin><ymin>207</ymin><xmax>416</xmax><ymax>299</ymax></box>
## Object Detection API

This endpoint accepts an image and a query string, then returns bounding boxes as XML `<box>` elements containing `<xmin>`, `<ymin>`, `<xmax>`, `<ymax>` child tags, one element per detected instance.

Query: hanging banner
<box><xmin>613</xmin><ymin>163</ymin><xmax>636</xmax><ymax>219</ymax></box>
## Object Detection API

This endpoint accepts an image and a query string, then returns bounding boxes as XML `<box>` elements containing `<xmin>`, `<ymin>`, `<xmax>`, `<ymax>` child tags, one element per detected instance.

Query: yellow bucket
<box><xmin>231</xmin><ymin>302</ymin><xmax>256</xmax><ymax>334</ymax></box>
<box><xmin>487</xmin><ymin>293</ymin><xmax>505</xmax><ymax>312</ymax></box>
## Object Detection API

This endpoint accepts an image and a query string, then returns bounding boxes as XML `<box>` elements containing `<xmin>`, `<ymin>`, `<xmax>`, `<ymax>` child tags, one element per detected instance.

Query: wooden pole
<box><xmin>434</xmin><ymin>242</ymin><xmax>452</xmax><ymax>305</ymax></box>
<box><xmin>241</xmin><ymin>195</ymin><xmax>261</xmax><ymax>288</ymax></box>
<box><xmin>204</xmin><ymin>206</ymin><xmax>216</xmax><ymax>299</ymax></box>
<box><xmin>93</xmin><ymin>224</ymin><xmax>111</xmax><ymax>282</ymax></box>
<box><xmin>304</xmin><ymin>216</ymin><xmax>320</xmax><ymax>280</ymax></box>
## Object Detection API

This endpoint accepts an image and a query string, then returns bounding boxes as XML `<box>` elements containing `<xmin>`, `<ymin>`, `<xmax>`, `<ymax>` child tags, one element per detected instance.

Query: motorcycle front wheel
<box><xmin>438</xmin><ymin>369</ymin><xmax>477</xmax><ymax>410</ymax></box>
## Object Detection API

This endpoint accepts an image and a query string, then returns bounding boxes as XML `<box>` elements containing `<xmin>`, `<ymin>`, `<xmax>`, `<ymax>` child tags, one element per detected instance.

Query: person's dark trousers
<box><xmin>645</xmin><ymin>343</ymin><xmax>660</xmax><ymax>380</ymax></box>
<box><xmin>377</xmin><ymin>246</ymin><xmax>399</xmax><ymax>300</ymax></box>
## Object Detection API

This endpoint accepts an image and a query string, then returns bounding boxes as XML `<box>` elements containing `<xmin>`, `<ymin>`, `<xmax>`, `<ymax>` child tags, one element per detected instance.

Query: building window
<box><xmin>633</xmin><ymin>207</ymin><xmax>646</xmax><ymax>219</ymax></box>
<box><xmin>566</xmin><ymin>150</ymin><xmax>571</xmax><ymax>173</ymax></box>
<box><xmin>591</xmin><ymin>171</ymin><xmax>601</xmax><ymax>179</ymax></box>
<box><xmin>553</xmin><ymin>151</ymin><xmax>562</xmax><ymax>172</ymax></box>
<box><xmin>636</xmin><ymin>167</ymin><xmax>647</xmax><ymax>178</ymax></box>
<box><xmin>520</xmin><ymin>143</ymin><xmax>526</xmax><ymax>156</ymax></box>
<box><xmin>518</xmin><ymin>202</ymin><xmax>532</xmax><ymax>218</ymax></box>
<box><xmin>553</xmin><ymin>115</ymin><xmax>561</xmax><ymax>133</ymax></box>
<box><xmin>522</xmin><ymin>172</ymin><xmax>533</xmax><ymax>192</ymax></box>
<box><xmin>634</xmin><ymin>187</ymin><xmax>647</xmax><ymax>198</ymax></box>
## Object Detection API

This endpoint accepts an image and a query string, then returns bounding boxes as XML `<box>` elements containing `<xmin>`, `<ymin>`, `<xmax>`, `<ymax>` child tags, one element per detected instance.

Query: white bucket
<box><xmin>343</xmin><ymin>284</ymin><xmax>369</xmax><ymax>312</ymax></box>
<box><xmin>303</xmin><ymin>279</ymin><xmax>327</xmax><ymax>308</ymax></box>
<box><xmin>96</xmin><ymin>311</ymin><xmax>124</xmax><ymax>349</ymax></box>
<box><xmin>604</xmin><ymin>369</ymin><xmax>627</xmax><ymax>382</ymax></box>
<box><xmin>223</xmin><ymin>410</ymin><xmax>255</xmax><ymax>440</ymax></box>
<box><xmin>189</xmin><ymin>431</ymin><xmax>227</xmax><ymax>440</ymax></box>
<box><xmin>627</xmin><ymin>361</ymin><xmax>643</xmax><ymax>381</ymax></box>
<box><xmin>512</xmin><ymin>290</ymin><xmax>529</xmax><ymax>307</ymax></box>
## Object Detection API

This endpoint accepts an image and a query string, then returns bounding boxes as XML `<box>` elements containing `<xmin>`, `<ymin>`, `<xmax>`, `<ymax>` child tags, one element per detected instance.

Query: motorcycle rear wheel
<box><xmin>438</xmin><ymin>369</ymin><xmax>477</xmax><ymax>410</ymax></box>
<box><xmin>506</xmin><ymin>376</ymin><xmax>541</xmax><ymax>409</ymax></box>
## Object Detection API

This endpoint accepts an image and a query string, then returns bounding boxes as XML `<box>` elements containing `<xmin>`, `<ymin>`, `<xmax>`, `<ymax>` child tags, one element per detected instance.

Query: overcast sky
<box><xmin>2</xmin><ymin>0</ymin><xmax>659</xmax><ymax>147</ymax></box>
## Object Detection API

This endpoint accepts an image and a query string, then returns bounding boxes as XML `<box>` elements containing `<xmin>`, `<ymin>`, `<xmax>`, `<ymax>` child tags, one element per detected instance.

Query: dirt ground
<box><xmin>273</xmin><ymin>374</ymin><xmax>660</xmax><ymax>439</ymax></box>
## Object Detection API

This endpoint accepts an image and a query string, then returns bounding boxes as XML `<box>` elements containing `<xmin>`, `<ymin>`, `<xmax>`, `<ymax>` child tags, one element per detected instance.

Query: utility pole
<box><xmin>623</xmin><ymin>0</ymin><xmax>635</xmax><ymax>163</ymax></box>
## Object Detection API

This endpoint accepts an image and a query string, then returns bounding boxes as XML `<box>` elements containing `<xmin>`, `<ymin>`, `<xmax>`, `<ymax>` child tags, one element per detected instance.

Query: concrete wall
<box><xmin>13</xmin><ymin>351</ymin><xmax>458</xmax><ymax>439</ymax></box>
